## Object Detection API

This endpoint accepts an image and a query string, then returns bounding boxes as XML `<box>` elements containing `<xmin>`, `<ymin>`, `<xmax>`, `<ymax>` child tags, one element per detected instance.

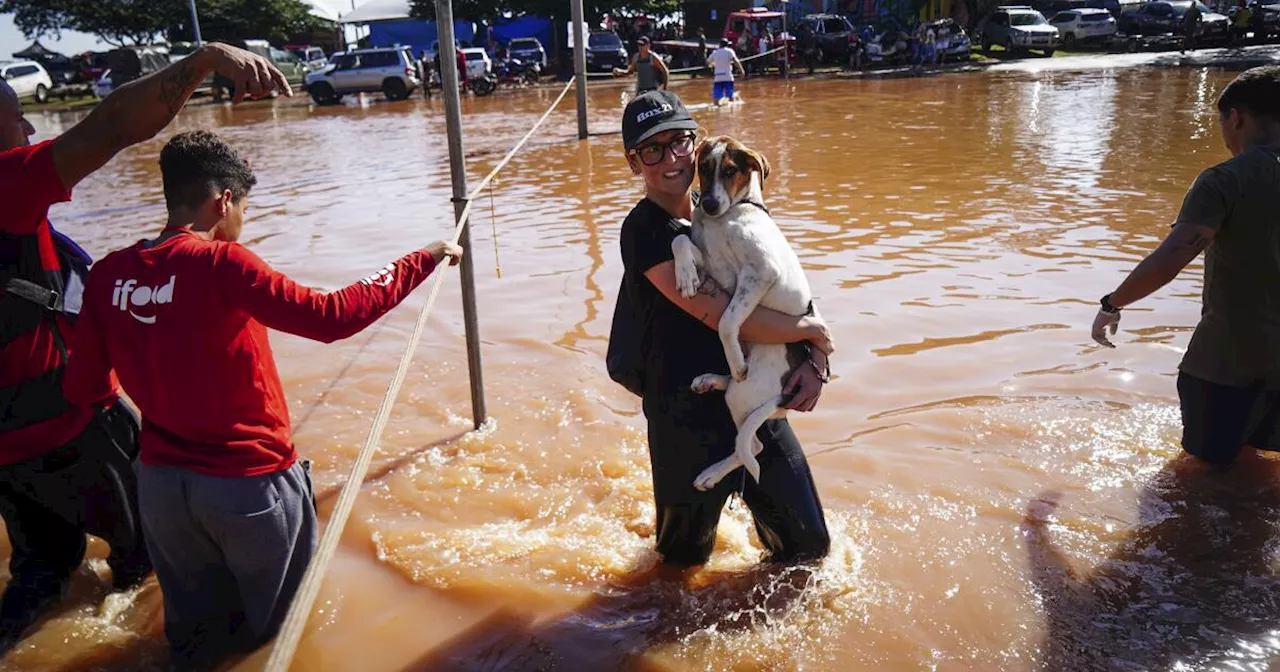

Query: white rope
<box><xmin>262</xmin><ymin>78</ymin><xmax>576</xmax><ymax>672</ymax></box>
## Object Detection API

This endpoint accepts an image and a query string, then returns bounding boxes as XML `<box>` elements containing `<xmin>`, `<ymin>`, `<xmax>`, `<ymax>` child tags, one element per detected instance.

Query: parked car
<box><xmin>106</xmin><ymin>46</ymin><xmax>169</xmax><ymax>89</ymax></box>
<box><xmin>926</xmin><ymin>18</ymin><xmax>974</xmax><ymax>60</ymax></box>
<box><xmin>585</xmin><ymin>31</ymin><xmax>628</xmax><ymax>72</ymax></box>
<box><xmin>797</xmin><ymin>13</ymin><xmax>855</xmax><ymax>61</ymax></box>
<box><xmin>304</xmin><ymin>46</ymin><xmax>421</xmax><ymax>104</ymax></box>
<box><xmin>1228</xmin><ymin>2</ymin><xmax>1280</xmax><ymax>40</ymax></box>
<box><xmin>460</xmin><ymin>47</ymin><xmax>492</xmax><ymax>79</ymax></box>
<box><xmin>506</xmin><ymin>37</ymin><xmax>547</xmax><ymax>67</ymax></box>
<box><xmin>0</xmin><ymin>60</ymin><xmax>53</xmax><ymax>103</ymax></box>
<box><xmin>1119</xmin><ymin>0</ymin><xmax>1230</xmax><ymax>40</ymax></box>
<box><xmin>975</xmin><ymin>6</ymin><xmax>1061</xmax><ymax>55</ymax></box>
<box><xmin>288</xmin><ymin>45</ymin><xmax>327</xmax><ymax>70</ymax></box>
<box><xmin>1049</xmin><ymin>7</ymin><xmax>1119</xmax><ymax>45</ymax></box>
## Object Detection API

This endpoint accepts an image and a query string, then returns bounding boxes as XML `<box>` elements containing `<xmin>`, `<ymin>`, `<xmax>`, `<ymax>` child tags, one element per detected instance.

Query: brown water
<box><xmin>8</xmin><ymin>64</ymin><xmax>1280</xmax><ymax>672</ymax></box>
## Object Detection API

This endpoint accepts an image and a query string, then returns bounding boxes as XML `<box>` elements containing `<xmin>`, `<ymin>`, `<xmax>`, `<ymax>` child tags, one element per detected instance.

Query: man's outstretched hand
<box><xmin>202</xmin><ymin>43</ymin><xmax>293</xmax><ymax>103</ymax></box>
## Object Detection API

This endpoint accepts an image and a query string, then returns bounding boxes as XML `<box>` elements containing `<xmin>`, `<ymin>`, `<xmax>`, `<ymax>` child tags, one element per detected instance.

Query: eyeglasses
<box><xmin>630</xmin><ymin>133</ymin><xmax>696</xmax><ymax>166</ymax></box>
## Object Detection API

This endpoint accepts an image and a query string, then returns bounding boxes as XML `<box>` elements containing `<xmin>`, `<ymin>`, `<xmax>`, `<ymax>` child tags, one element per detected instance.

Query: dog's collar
<box><xmin>689</xmin><ymin>191</ymin><xmax>770</xmax><ymax>215</ymax></box>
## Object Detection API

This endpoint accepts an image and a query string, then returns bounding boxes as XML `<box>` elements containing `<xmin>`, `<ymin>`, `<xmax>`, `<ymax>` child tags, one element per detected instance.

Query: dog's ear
<box><xmin>741</xmin><ymin>147</ymin><xmax>771</xmax><ymax>182</ymax></box>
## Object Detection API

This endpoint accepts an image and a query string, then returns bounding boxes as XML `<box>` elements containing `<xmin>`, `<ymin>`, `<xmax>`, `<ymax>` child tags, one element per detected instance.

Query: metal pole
<box><xmin>782</xmin><ymin>1</ymin><xmax>789</xmax><ymax>79</ymax></box>
<box><xmin>187</xmin><ymin>0</ymin><xmax>204</xmax><ymax>46</ymax></box>
<box><xmin>570</xmin><ymin>0</ymin><xmax>589</xmax><ymax>139</ymax></box>
<box><xmin>434</xmin><ymin>0</ymin><xmax>488</xmax><ymax>429</ymax></box>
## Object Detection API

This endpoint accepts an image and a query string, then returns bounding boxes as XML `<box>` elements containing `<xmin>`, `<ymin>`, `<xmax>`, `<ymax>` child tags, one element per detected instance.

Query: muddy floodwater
<box><xmin>7</xmin><ymin>63</ymin><xmax>1278</xmax><ymax>671</ymax></box>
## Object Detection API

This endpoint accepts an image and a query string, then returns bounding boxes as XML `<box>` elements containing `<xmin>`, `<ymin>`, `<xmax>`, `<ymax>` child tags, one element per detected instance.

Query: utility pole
<box><xmin>187</xmin><ymin>0</ymin><xmax>203</xmax><ymax>45</ymax></box>
<box><xmin>435</xmin><ymin>0</ymin><xmax>489</xmax><ymax>428</ymax></box>
<box><xmin>570</xmin><ymin>0</ymin><xmax>589</xmax><ymax>139</ymax></box>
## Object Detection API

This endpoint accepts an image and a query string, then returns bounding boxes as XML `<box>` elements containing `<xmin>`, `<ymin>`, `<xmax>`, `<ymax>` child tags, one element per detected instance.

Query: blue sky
<box><xmin>0</xmin><ymin>15</ymin><xmax>108</xmax><ymax>59</ymax></box>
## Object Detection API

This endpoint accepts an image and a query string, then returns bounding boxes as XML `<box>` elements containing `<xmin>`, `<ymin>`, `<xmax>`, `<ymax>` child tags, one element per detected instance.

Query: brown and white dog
<box><xmin>672</xmin><ymin>136</ymin><xmax>818</xmax><ymax>491</ymax></box>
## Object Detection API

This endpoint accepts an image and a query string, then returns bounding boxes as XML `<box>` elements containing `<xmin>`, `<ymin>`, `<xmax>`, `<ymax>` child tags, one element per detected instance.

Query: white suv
<box><xmin>461</xmin><ymin>48</ymin><xmax>492</xmax><ymax>79</ymax></box>
<box><xmin>0</xmin><ymin>61</ymin><xmax>53</xmax><ymax>103</ymax></box>
<box><xmin>304</xmin><ymin>46</ymin><xmax>420</xmax><ymax>104</ymax></box>
<box><xmin>1048</xmin><ymin>8</ymin><xmax>1118</xmax><ymax>47</ymax></box>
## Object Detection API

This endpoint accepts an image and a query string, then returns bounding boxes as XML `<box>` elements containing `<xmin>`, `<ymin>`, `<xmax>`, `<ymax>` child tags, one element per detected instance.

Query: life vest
<box><xmin>0</xmin><ymin>226</ymin><xmax>91</xmax><ymax>433</ymax></box>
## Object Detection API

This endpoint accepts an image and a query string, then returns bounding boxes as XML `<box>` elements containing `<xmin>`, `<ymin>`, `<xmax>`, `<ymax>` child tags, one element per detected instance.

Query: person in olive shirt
<box><xmin>1092</xmin><ymin>66</ymin><xmax>1280</xmax><ymax>466</ymax></box>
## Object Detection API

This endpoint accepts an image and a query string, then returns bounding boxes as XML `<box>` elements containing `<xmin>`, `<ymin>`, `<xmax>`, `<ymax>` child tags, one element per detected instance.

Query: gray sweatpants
<box><xmin>136</xmin><ymin>460</ymin><xmax>317</xmax><ymax>669</ymax></box>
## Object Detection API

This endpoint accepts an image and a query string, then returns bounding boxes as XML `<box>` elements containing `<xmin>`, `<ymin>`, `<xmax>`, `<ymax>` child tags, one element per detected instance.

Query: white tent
<box><xmin>301</xmin><ymin>0</ymin><xmax>343</xmax><ymax>22</ymax></box>
<box><xmin>339</xmin><ymin>0</ymin><xmax>412</xmax><ymax>24</ymax></box>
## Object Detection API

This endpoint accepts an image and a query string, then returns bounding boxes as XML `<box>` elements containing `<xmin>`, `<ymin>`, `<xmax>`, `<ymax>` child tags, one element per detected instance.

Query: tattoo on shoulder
<box><xmin>160</xmin><ymin>60</ymin><xmax>198</xmax><ymax>115</ymax></box>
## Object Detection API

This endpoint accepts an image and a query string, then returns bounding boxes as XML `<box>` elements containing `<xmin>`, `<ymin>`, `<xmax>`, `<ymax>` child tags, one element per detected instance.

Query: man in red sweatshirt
<box><xmin>62</xmin><ymin>130</ymin><xmax>462</xmax><ymax>669</ymax></box>
<box><xmin>0</xmin><ymin>42</ymin><xmax>291</xmax><ymax>652</ymax></box>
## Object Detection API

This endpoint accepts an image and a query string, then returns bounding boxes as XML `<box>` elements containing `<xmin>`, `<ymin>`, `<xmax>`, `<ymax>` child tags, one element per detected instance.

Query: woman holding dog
<box><xmin>611</xmin><ymin>90</ymin><xmax>831</xmax><ymax>567</ymax></box>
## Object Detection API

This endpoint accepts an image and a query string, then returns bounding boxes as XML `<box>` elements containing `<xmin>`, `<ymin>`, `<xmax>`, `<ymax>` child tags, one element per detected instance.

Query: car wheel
<box><xmin>1043</xmin><ymin>48</ymin><xmax>1056</xmax><ymax>57</ymax></box>
<box><xmin>1063</xmin><ymin>33</ymin><xmax>1076</xmax><ymax>48</ymax></box>
<box><xmin>34</xmin><ymin>84</ymin><xmax>49</xmax><ymax>104</ymax></box>
<box><xmin>982</xmin><ymin>37</ymin><xmax>992</xmax><ymax>53</ymax></box>
<box><xmin>382</xmin><ymin>77</ymin><xmax>408</xmax><ymax>101</ymax></box>
<box><xmin>309</xmin><ymin>82</ymin><xmax>337</xmax><ymax>105</ymax></box>
<box><xmin>470</xmin><ymin>76</ymin><xmax>495</xmax><ymax>96</ymax></box>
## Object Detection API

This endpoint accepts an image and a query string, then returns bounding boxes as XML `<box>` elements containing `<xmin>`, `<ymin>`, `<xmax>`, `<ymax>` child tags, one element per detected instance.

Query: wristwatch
<box><xmin>1100</xmin><ymin>293</ymin><xmax>1121</xmax><ymax>314</ymax></box>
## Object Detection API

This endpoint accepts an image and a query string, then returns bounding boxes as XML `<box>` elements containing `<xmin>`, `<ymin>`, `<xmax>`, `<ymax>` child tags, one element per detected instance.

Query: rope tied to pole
<box><xmin>263</xmin><ymin>79</ymin><xmax>576</xmax><ymax>672</ymax></box>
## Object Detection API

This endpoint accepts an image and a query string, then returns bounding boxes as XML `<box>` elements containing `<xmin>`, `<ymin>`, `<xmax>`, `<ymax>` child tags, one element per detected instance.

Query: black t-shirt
<box><xmin>619</xmin><ymin>198</ymin><xmax>729</xmax><ymax>397</ymax></box>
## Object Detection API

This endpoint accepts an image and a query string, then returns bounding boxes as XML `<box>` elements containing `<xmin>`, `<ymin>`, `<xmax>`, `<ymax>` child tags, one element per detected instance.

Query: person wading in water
<box><xmin>614</xmin><ymin>36</ymin><xmax>669</xmax><ymax>94</ymax></box>
<box><xmin>609</xmin><ymin>90</ymin><xmax>832</xmax><ymax>568</ymax></box>
<box><xmin>1092</xmin><ymin>66</ymin><xmax>1280</xmax><ymax>469</ymax></box>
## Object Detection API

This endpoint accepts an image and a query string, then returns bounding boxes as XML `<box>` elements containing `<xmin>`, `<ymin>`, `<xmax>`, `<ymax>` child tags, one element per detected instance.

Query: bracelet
<box><xmin>800</xmin><ymin>341</ymin><xmax>831</xmax><ymax>384</ymax></box>
<box><xmin>808</xmin><ymin>356</ymin><xmax>831</xmax><ymax>384</ymax></box>
<box><xmin>1100</xmin><ymin>293</ymin><xmax>1121</xmax><ymax>314</ymax></box>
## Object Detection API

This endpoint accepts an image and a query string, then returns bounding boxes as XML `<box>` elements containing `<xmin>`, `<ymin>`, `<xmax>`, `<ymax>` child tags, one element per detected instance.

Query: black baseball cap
<box><xmin>637</xmin><ymin>36</ymin><xmax>650</xmax><ymax>45</ymax></box>
<box><xmin>622</xmin><ymin>90</ymin><xmax>698</xmax><ymax>151</ymax></box>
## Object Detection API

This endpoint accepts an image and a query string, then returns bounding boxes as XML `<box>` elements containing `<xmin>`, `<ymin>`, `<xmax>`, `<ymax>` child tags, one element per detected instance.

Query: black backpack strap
<box><xmin>2</xmin><ymin>274</ymin><xmax>62</xmax><ymax>312</ymax></box>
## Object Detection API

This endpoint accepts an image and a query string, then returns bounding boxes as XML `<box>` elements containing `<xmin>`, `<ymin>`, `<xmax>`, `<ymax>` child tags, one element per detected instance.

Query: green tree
<box><xmin>0</xmin><ymin>0</ymin><xmax>171</xmax><ymax>46</ymax></box>
<box><xmin>0</xmin><ymin>0</ymin><xmax>323</xmax><ymax>47</ymax></box>
<box><xmin>409</xmin><ymin>0</ymin><xmax>680</xmax><ymax>25</ymax></box>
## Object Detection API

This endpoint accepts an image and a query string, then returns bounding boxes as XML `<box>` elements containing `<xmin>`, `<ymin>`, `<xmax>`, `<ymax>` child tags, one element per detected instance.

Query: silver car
<box><xmin>304</xmin><ymin>47</ymin><xmax>421</xmax><ymax>104</ymax></box>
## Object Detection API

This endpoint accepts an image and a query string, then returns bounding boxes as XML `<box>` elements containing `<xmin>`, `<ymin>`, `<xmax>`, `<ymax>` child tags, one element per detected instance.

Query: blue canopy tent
<box><xmin>368</xmin><ymin>20</ymin><xmax>477</xmax><ymax>53</ymax></box>
<box><xmin>490</xmin><ymin>16</ymin><xmax>554</xmax><ymax>50</ymax></box>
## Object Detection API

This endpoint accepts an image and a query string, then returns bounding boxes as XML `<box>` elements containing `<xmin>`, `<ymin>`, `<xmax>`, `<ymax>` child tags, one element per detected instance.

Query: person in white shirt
<box><xmin>707</xmin><ymin>38</ymin><xmax>744</xmax><ymax>104</ymax></box>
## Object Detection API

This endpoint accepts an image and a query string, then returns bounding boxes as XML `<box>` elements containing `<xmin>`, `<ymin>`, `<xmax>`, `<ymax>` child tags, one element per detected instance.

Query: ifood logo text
<box><xmin>112</xmin><ymin>276</ymin><xmax>176</xmax><ymax>324</ymax></box>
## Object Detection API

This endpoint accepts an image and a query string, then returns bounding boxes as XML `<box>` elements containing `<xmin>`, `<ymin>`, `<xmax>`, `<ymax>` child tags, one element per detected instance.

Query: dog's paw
<box><xmin>691</xmin><ymin>374</ymin><xmax>729</xmax><ymax>394</ymax></box>
<box><xmin>693</xmin><ymin>462</ymin><xmax>731</xmax><ymax>491</ymax></box>
<box><xmin>675</xmin><ymin>264</ymin><xmax>700</xmax><ymax>299</ymax></box>
<box><xmin>730</xmin><ymin>361</ymin><xmax>749</xmax><ymax>382</ymax></box>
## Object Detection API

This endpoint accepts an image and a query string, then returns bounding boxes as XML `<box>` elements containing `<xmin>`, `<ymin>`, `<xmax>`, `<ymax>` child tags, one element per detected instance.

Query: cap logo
<box><xmin>636</xmin><ymin>103</ymin><xmax>673</xmax><ymax>123</ymax></box>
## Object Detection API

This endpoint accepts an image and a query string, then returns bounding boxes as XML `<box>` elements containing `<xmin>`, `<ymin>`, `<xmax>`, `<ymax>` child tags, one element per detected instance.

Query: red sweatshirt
<box><xmin>63</xmin><ymin>230</ymin><xmax>438</xmax><ymax>477</ymax></box>
<box><xmin>0</xmin><ymin>140</ymin><xmax>109</xmax><ymax>463</ymax></box>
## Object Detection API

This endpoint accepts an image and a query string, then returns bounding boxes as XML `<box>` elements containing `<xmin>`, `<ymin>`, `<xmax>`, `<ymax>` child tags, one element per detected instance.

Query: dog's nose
<box><xmin>701</xmin><ymin>196</ymin><xmax>720</xmax><ymax>215</ymax></box>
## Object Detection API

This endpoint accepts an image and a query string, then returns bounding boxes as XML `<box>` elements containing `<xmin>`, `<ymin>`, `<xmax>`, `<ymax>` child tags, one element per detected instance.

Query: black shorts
<box><xmin>1177</xmin><ymin>372</ymin><xmax>1280</xmax><ymax>465</ymax></box>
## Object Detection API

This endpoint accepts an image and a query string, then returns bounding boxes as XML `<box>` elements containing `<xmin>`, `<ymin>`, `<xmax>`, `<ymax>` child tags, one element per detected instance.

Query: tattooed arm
<box><xmin>51</xmin><ymin>43</ymin><xmax>290</xmax><ymax>191</ymax></box>
<box><xmin>1108</xmin><ymin>222</ymin><xmax>1216</xmax><ymax>308</ymax></box>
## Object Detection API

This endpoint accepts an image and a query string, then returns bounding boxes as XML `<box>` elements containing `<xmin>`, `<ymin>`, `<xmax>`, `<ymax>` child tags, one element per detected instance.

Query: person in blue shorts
<box><xmin>707</xmin><ymin>38</ymin><xmax>744</xmax><ymax>104</ymax></box>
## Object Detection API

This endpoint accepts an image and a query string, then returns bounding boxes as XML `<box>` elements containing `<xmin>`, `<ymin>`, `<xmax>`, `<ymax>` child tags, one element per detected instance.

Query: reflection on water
<box><xmin>4</xmin><ymin>66</ymin><xmax>1270</xmax><ymax>671</ymax></box>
